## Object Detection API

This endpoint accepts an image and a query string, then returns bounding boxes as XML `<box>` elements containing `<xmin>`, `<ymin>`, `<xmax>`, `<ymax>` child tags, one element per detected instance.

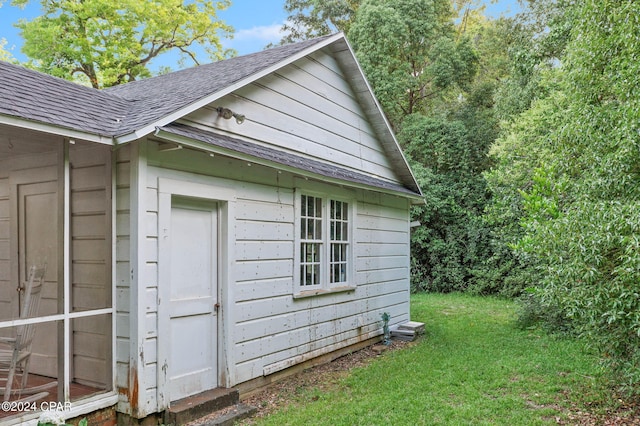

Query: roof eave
<box><xmin>154</xmin><ymin>126</ymin><xmax>423</xmax><ymax>202</ymax></box>
<box><xmin>0</xmin><ymin>113</ymin><xmax>115</xmax><ymax>145</ymax></box>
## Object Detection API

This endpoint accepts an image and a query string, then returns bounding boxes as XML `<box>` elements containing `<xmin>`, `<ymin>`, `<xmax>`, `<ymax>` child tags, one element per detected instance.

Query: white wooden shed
<box><xmin>0</xmin><ymin>33</ymin><xmax>422</xmax><ymax>424</ymax></box>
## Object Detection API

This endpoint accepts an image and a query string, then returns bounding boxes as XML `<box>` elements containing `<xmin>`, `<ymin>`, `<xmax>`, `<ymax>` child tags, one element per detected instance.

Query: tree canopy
<box><xmin>279</xmin><ymin>0</ymin><xmax>360</xmax><ymax>44</ymax></box>
<box><xmin>349</xmin><ymin>0</ymin><xmax>477</xmax><ymax>125</ymax></box>
<box><xmin>12</xmin><ymin>0</ymin><xmax>233</xmax><ymax>88</ymax></box>
<box><xmin>0</xmin><ymin>38</ymin><xmax>13</xmax><ymax>62</ymax></box>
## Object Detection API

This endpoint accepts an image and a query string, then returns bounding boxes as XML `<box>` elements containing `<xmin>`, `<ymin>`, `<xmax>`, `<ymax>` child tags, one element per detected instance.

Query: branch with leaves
<box><xmin>14</xmin><ymin>0</ymin><xmax>234</xmax><ymax>88</ymax></box>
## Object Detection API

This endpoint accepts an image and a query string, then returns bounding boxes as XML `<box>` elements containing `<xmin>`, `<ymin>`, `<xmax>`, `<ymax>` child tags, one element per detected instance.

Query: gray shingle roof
<box><xmin>0</xmin><ymin>35</ymin><xmax>333</xmax><ymax>138</ymax></box>
<box><xmin>104</xmin><ymin>36</ymin><xmax>333</xmax><ymax>136</ymax></box>
<box><xmin>0</xmin><ymin>61</ymin><xmax>129</xmax><ymax>135</ymax></box>
<box><xmin>158</xmin><ymin>123</ymin><xmax>419</xmax><ymax>197</ymax></box>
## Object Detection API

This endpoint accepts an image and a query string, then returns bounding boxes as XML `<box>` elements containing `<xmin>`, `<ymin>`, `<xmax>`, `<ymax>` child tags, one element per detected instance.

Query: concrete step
<box><xmin>186</xmin><ymin>403</ymin><xmax>258</xmax><ymax>426</ymax></box>
<box><xmin>165</xmin><ymin>388</ymin><xmax>240</xmax><ymax>425</ymax></box>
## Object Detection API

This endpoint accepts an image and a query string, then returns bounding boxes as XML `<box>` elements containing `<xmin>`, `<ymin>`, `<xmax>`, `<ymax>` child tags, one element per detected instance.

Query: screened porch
<box><xmin>0</xmin><ymin>125</ymin><xmax>115</xmax><ymax>423</ymax></box>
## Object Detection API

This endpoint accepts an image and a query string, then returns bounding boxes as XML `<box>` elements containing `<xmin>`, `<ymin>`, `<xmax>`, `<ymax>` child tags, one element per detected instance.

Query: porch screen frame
<box><xmin>0</xmin><ymin>139</ymin><xmax>117</xmax><ymax>424</ymax></box>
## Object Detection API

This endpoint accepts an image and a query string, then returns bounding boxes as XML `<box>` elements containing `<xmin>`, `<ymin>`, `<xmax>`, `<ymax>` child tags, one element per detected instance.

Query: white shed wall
<box><xmin>182</xmin><ymin>48</ymin><xmax>401</xmax><ymax>185</ymax></box>
<box><xmin>142</xmin><ymin>141</ymin><xmax>410</xmax><ymax>397</ymax></box>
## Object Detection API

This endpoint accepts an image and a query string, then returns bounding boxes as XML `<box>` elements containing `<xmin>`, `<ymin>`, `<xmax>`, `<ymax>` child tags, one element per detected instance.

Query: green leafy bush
<box><xmin>492</xmin><ymin>0</ymin><xmax>640</xmax><ymax>396</ymax></box>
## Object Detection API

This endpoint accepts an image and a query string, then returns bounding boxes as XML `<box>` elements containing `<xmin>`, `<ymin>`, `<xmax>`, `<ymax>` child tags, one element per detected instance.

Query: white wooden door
<box><xmin>18</xmin><ymin>180</ymin><xmax>58</xmax><ymax>377</ymax></box>
<box><xmin>168</xmin><ymin>200</ymin><xmax>219</xmax><ymax>400</ymax></box>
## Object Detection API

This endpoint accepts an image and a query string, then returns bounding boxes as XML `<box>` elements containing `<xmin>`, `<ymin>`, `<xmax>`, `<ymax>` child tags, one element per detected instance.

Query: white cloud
<box><xmin>234</xmin><ymin>23</ymin><xmax>287</xmax><ymax>43</ymax></box>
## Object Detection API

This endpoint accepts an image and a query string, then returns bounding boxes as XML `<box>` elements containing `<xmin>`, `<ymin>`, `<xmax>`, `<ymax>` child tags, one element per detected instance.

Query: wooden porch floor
<box><xmin>0</xmin><ymin>374</ymin><xmax>102</xmax><ymax>420</ymax></box>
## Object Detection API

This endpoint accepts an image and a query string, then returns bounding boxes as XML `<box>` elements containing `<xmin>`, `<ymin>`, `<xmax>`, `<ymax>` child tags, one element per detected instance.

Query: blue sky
<box><xmin>0</xmin><ymin>0</ymin><xmax>520</xmax><ymax>69</ymax></box>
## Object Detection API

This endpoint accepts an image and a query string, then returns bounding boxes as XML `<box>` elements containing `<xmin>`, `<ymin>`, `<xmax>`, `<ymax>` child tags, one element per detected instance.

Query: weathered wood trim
<box><xmin>292</xmin><ymin>286</ymin><xmax>356</xmax><ymax>299</ymax></box>
<box><xmin>61</xmin><ymin>138</ymin><xmax>70</xmax><ymax>401</ymax></box>
<box><xmin>156</xmin><ymin>175</ymin><xmax>237</xmax><ymax>407</ymax></box>
<box><xmin>128</xmin><ymin>140</ymin><xmax>148</xmax><ymax>417</ymax></box>
<box><xmin>236</xmin><ymin>336</ymin><xmax>380</xmax><ymax>399</ymax></box>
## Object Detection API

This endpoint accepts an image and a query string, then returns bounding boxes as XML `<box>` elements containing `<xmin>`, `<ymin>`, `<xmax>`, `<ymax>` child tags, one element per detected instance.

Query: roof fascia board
<box><xmin>0</xmin><ymin>113</ymin><xmax>114</xmax><ymax>145</ymax></box>
<box><xmin>331</xmin><ymin>38</ymin><xmax>422</xmax><ymax>196</ymax></box>
<box><xmin>153</xmin><ymin>127</ymin><xmax>423</xmax><ymax>202</ymax></box>
<box><xmin>115</xmin><ymin>33</ymin><xmax>346</xmax><ymax>145</ymax></box>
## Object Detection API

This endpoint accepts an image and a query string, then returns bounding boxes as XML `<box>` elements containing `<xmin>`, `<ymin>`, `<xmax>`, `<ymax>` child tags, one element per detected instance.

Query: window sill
<box><xmin>293</xmin><ymin>286</ymin><xmax>356</xmax><ymax>299</ymax></box>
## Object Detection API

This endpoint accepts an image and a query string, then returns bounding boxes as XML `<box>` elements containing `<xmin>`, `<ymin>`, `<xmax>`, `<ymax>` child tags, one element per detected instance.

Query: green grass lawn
<box><xmin>249</xmin><ymin>293</ymin><xmax>603</xmax><ymax>425</ymax></box>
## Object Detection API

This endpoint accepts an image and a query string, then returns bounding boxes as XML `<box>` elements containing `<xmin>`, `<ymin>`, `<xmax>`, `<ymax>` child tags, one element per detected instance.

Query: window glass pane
<box><xmin>307</xmin><ymin>218</ymin><xmax>313</xmax><ymax>239</ymax></box>
<box><xmin>300</xmin><ymin>242</ymin><xmax>321</xmax><ymax>286</ymax></box>
<box><xmin>329</xmin><ymin>201</ymin><xmax>348</xmax><ymax>243</ymax></box>
<box><xmin>314</xmin><ymin>219</ymin><xmax>322</xmax><ymax>239</ymax></box>
<box><xmin>330</xmin><ymin>241</ymin><xmax>348</xmax><ymax>284</ymax></box>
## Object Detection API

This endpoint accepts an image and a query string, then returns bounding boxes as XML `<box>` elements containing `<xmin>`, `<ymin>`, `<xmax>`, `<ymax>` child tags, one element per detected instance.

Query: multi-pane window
<box><xmin>300</xmin><ymin>195</ymin><xmax>323</xmax><ymax>286</ymax></box>
<box><xmin>330</xmin><ymin>200</ymin><xmax>348</xmax><ymax>284</ymax></box>
<box><xmin>298</xmin><ymin>194</ymin><xmax>350</xmax><ymax>289</ymax></box>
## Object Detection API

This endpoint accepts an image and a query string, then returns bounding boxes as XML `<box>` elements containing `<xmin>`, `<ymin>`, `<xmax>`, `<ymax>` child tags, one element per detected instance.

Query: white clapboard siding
<box><xmin>258</xmin><ymin>175</ymin><xmax>410</xmax><ymax>381</ymax></box>
<box><xmin>258</xmin><ymin>325</ymin><xmax>381</xmax><ymax>379</ymax></box>
<box><xmin>235</xmin><ymin>199</ymin><xmax>293</xmax><ymax>222</ymax></box>
<box><xmin>183</xmin><ymin>49</ymin><xmax>402</xmax><ymax>184</ymax></box>
<box><xmin>211</xmin><ymin>79</ymin><xmax>390</xmax><ymax>169</ymax></box>
<box><xmin>356</xmin><ymin>269</ymin><xmax>407</xmax><ymax>287</ymax></box>
<box><xmin>235</xmin><ymin>241</ymin><xmax>293</xmax><ymax>262</ymax></box>
<box><xmin>358</xmin><ymin>242</ymin><xmax>408</xmax><ymax>258</ymax></box>
<box><xmin>69</xmin><ymin>143</ymin><xmax>112</xmax><ymax>388</ymax></box>
<box><xmin>144</xmin><ymin>96</ymin><xmax>411</xmax><ymax>391</ymax></box>
<box><xmin>237</xmin><ymin>314</ymin><xmax>372</xmax><ymax>364</ymax></box>
<box><xmin>235</xmin><ymin>259</ymin><xmax>293</xmax><ymax>283</ymax></box>
<box><xmin>235</xmin><ymin>278</ymin><xmax>291</xmax><ymax>302</ymax></box>
<box><xmin>234</xmin><ymin>298</ymin><xmax>368</xmax><ymax>348</ymax></box>
<box><xmin>236</xmin><ymin>222</ymin><xmax>294</xmax><ymax>242</ymax></box>
<box><xmin>357</xmin><ymin>255</ymin><xmax>407</xmax><ymax>271</ymax></box>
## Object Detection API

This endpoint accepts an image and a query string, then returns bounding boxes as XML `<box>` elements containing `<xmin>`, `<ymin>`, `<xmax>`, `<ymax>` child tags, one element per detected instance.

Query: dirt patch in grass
<box><xmin>560</xmin><ymin>395</ymin><xmax>640</xmax><ymax>425</ymax></box>
<box><xmin>239</xmin><ymin>340</ymin><xmax>413</xmax><ymax>423</ymax></box>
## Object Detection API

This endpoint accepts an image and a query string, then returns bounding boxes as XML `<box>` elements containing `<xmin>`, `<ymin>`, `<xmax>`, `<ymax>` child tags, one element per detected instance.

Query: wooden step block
<box><xmin>389</xmin><ymin>325</ymin><xmax>416</xmax><ymax>341</ymax></box>
<box><xmin>398</xmin><ymin>321</ymin><xmax>425</xmax><ymax>335</ymax></box>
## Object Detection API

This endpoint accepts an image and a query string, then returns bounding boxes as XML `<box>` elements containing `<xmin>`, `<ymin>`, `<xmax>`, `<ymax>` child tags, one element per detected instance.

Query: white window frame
<box><xmin>294</xmin><ymin>189</ymin><xmax>355</xmax><ymax>297</ymax></box>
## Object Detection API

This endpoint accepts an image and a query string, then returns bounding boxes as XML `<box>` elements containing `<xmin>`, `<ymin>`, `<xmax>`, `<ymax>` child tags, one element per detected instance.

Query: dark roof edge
<box><xmin>155</xmin><ymin>123</ymin><xmax>423</xmax><ymax>200</ymax></box>
<box><xmin>0</xmin><ymin>112</ymin><xmax>115</xmax><ymax>145</ymax></box>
